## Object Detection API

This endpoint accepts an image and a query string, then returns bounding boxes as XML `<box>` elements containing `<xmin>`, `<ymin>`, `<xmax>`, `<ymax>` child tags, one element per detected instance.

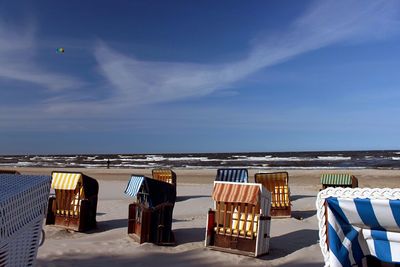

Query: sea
<box><xmin>1</xmin><ymin>150</ymin><xmax>400</xmax><ymax>170</ymax></box>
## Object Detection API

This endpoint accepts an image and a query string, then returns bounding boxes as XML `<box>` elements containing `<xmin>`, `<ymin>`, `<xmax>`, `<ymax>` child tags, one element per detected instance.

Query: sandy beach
<box><xmin>12</xmin><ymin>167</ymin><xmax>399</xmax><ymax>267</ymax></box>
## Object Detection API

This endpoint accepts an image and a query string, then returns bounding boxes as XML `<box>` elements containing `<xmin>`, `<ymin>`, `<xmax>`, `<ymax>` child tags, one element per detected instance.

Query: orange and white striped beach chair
<box><xmin>205</xmin><ymin>181</ymin><xmax>271</xmax><ymax>257</ymax></box>
<box><xmin>255</xmin><ymin>172</ymin><xmax>291</xmax><ymax>218</ymax></box>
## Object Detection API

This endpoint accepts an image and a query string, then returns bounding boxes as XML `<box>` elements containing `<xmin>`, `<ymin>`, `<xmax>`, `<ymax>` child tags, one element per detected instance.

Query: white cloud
<box><xmin>94</xmin><ymin>0</ymin><xmax>400</xmax><ymax>106</ymax></box>
<box><xmin>2</xmin><ymin>0</ymin><xmax>400</xmax><ymax>131</ymax></box>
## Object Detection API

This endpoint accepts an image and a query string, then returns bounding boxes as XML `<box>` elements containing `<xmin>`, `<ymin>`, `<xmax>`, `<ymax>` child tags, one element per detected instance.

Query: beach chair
<box><xmin>215</xmin><ymin>168</ymin><xmax>249</xmax><ymax>183</ymax></box>
<box><xmin>321</xmin><ymin>173</ymin><xmax>358</xmax><ymax>189</ymax></box>
<box><xmin>46</xmin><ymin>171</ymin><xmax>99</xmax><ymax>232</ymax></box>
<box><xmin>0</xmin><ymin>174</ymin><xmax>51</xmax><ymax>267</ymax></box>
<box><xmin>125</xmin><ymin>175</ymin><xmax>176</xmax><ymax>245</ymax></box>
<box><xmin>152</xmin><ymin>168</ymin><xmax>177</xmax><ymax>187</ymax></box>
<box><xmin>205</xmin><ymin>181</ymin><xmax>271</xmax><ymax>257</ymax></box>
<box><xmin>0</xmin><ymin>170</ymin><xmax>20</xmax><ymax>174</ymax></box>
<box><xmin>255</xmin><ymin>172</ymin><xmax>291</xmax><ymax>218</ymax></box>
<box><xmin>317</xmin><ymin>187</ymin><xmax>400</xmax><ymax>267</ymax></box>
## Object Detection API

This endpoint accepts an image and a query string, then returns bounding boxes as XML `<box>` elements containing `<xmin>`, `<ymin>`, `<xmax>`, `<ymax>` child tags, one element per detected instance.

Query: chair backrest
<box><xmin>51</xmin><ymin>172</ymin><xmax>98</xmax><ymax>198</ymax></box>
<box><xmin>0</xmin><ymin>174</ymin><xmax>51</xmax><ymax>266</ymax></box>
<box><xmin>255</xmin><ymin>172</ymin><xmax>290</xmax><ymax>208</ymax></box>
<box><xmin>317</xmin><ymin>187</ymin><xmax>400</xmax><ymax>266</ymax></box>
<box><xmin>152</xmin><ymin>169</ymin><xmax>177</xmax><ymax>185</ymax></box>
<box><xmin>320</xmin><ymin>173</ymin><xmax>358</xmax><ymax>189</ymax></box>
<box><xmin>215</xmin><ymin>168</ymin><xmax>249</xmax><ymax>183</ymax></box>
<box><xmin>125</xmin><ymin>175</ymin><xmax>176</xmax><ymax>207</ymax></box>
<box><xmin>51</xmin><ymin>172</ymin><xmax>98</xmax><ymax>217</ymax></box>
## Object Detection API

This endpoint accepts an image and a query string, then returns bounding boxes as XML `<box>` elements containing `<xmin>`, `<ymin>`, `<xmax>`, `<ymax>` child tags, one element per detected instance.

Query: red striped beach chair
<box><xmin>255</xmin><ymin>172</ymin><xmax>291</xmax><ymax>218</ymax></box>
<box><xmin>46</xmin><ymin>171</ymin><xmax>99</xmax><ymax>232</ymax></box>
<box><xmin>205</xmin><ymin>181</ymin><xmax>271</xmax><ymax>257</ymax></box>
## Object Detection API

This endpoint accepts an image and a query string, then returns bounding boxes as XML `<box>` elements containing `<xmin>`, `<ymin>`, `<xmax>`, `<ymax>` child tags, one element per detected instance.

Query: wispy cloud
<box><xmin>2</xmin><ymin>0</ymin><xmax>400</xmax><ymax>131</ymax></box>
<box><xmin>0</xmin><ymin>19</ymin><xmax>83</xmax><ymax>91</ymax></box>
<box><xmin>94</xmin><ymin>0</ymin><xmax>400</xmax><ymax>106</ymax></box>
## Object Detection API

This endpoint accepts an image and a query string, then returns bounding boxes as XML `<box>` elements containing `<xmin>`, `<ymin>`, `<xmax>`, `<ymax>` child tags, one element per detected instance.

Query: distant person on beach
<box><xmin>107</xmin><ymin>159</ymin><xmax>110</xmax><ymax>169</ymax></box>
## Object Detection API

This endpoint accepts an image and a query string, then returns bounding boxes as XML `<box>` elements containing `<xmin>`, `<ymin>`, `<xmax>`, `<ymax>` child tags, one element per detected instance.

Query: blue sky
<box><xmin>1</xmin><ymin>0</ymin><xmax>400</xmax><ymax>154</ymax></box>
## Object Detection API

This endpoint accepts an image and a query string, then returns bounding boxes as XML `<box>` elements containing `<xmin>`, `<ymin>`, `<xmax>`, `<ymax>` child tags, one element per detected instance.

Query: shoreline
<box><xmin>8</xmin><ymin>167</ymin><xmax>400</xmax><ymax>187</ymax></box>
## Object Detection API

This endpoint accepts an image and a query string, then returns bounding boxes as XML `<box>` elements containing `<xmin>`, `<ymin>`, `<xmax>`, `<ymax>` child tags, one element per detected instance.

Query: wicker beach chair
<box><xmin>0</xmin><ymin>174</ymin><xmax>51</xmax><ymax>267</ymax></box>
<box><xmin>215</xmin><ymin>168</ymin><xmax>249</xmax><ymax>183</ymax></box>
<box><xmin>125</xmin><ymin>175</ymin><xmax>176</xmax><ymax>245</ymax></box>
<box><xmin>0</xmin><ymin>170</ymin><xmax>20</xmax><ymax>174</ymax></box>
<box><xmin>255</xmin><ymin>172</ymin><xmax>291</xmax><ymax>218</ymax></box>
<box><xmin>46</xmin><ymin>171</ymin><xmax>99</xmax><ymax>232</ymax></box>
<box><xmin>152</xmin><ymin>168</ymin><xmax>177</xmax><ymax>187</ymax></box>
<box><xmin>205</xmin><ymin>181</ymin><xmax>271</xmax><ymax>257</ymax></box>
<box><xmin>321</xmin><ymin>173</ymin><xmax>358</xmax><ymax>190</ymax></box>
<box><xmin>317</xmin><ymin>187</ymin><xmax>400</xmax><ymax>267</ymax></box>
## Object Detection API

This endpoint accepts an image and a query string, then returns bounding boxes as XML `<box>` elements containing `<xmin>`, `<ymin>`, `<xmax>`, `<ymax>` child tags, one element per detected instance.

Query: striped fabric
<box><xmin>326</xmin><ymin>197</ymin><xmax>400</xmax><ymax>266</ymax></box>
<box><xmin>255</xmin><ymin>172</ymin><xmax>290</xmax><ymax>208</ymax></box>
<box><xmin>152</xmin><ymin>169</ymin><xmax>176</xmax><ymax>185</ymax></box>
<box><xmin>124</xmin><ymin>176</ymin><xmax>145</xmax><ymax>198</ymax></box>
<box><xmin>215</xmin><ymin>169</ymin><xmax>249</xmax><ymax>183</ymax></box>
<box><xmin>212</xmin><ymin>182</ymin><xmax>260</xmax><ymax>205</ymax></box>
<box><xmin>51</xmin><ymin>172</ymin><xmax>82</xmax><ymax>190</ymax></box>
<box><xmin>321</xmin><ymin>174</ymin><xmax>353</xmax><ymax>185</ymax></box>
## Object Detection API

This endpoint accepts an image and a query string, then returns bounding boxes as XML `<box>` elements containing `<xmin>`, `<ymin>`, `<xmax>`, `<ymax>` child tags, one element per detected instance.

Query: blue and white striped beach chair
<box><xmin>215</xmin><ymin>168</ymin><xmax>249</xmax><ymax>183</ymax></box>
<box><xmin>125</xmin><ymin>175</ymin><xmax>176</xmax><ymax>245</ymax></box>
<box><xmin>317</xmin><ymin>188</ymin><xmax>400</xmax><ymax>267</ymax></box>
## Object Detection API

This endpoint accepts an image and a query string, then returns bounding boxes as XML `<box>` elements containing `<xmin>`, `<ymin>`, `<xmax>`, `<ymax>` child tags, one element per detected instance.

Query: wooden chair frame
<box><xmin>46</xmin><ymin>172</ymin><xmax>98</xmax><ymax>232</ymax></box>
<box><xmin>128</xmin><ymin>202</ymin><xmax>175</xmax><ymax>245</ymax></box>
<box><xmin>255</xmin><ymin>172</ymin><xmax>291</xmax><ymax>218</ymax></box>
<box><xmin>205</xmin><ymin>182</ymin><xmax>271</xmax><ymax>257</ymax></box>
<box><xmin>152</xmin><ymin>168</ymin><xmax>177</xmax><ymax>187</ymax></box>
<box><xmin>126</xmin><ymin>175</ymin><xmax>176</xmax><ymax>245</ymax></box>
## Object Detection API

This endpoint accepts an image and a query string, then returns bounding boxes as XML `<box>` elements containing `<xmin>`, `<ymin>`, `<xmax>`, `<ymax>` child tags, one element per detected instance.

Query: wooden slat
<box><xmin>250</xmin><ymin>205</ymin><xmax>255</xmax><ymax>238</ymax></box>
<box><xmin>223</xmin><ymin>202</ymin><xmax>227</xmax><ymax>235</ymax></box>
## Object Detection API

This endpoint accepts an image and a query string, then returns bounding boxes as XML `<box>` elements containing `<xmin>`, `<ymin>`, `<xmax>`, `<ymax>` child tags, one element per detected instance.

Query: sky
<box><xmin>1</xmin><ymin>0</ymin><xmax>400</xmax><ymax>154</ymax></box>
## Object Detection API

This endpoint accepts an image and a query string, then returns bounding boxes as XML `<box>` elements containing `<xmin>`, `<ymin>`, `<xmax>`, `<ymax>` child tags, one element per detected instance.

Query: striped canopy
<box><xmin>125</xmin><ymin>175</ymin><xmax>176</xmax><ymax>207</ymax></box>
<box><xmin>321</xmin><ymin>173</ymin><xmax>353</xmax><ymax>185</ymax></box>
<box><xmin>212</xmin><ymin>182</ymin><xmax>260</xmax><ymax>205</ymax></box>
<box><xmin>317</xmin><ymin>188</ymin><xmax>400</xmax><ymax>267</ymax></box>
<box><xmin>51</xmin><ymin>172</ymin><xmax>82</xmax><ymax>190</ymax></box>
<box><xmin>215</xmin><ymin>168</ymin><xmax>249</xmax><ymax>183</ymax></box>
<box><xmin>125</xmin><ymin>176</ymin><xmax>144</xmax><ymax>198</ymax></box>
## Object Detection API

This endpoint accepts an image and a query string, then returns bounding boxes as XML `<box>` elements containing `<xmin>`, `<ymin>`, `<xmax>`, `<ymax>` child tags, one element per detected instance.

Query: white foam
<box><xmin>167</xmin><ymin>157</ymin><xmax>210</xmax><ymax>161</ymax></box>
<box><xmin>317</xmin><ymin>156</ymin><xmax>351</xmax><ymax>161</ymax></box>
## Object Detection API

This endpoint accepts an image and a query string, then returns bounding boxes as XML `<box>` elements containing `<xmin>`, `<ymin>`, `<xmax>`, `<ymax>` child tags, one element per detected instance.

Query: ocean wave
<box><xmin>317</xmin><ymin>156</ymin><xmax>351</xmax><ymax>161</ymax></box>
<box><xmin>392</xmin><ymin>157</ymin><xmax>400</xmax><ymax>160</ymax></box>
<box><xmin>166</xmin><ymin>156</ymin><xmax>220</xmax><ymax>161</ymax></box>
<box><xmin>219</xmin><ymin>156</ymin><xmax>309</xmax><ymax>162</ymax></box>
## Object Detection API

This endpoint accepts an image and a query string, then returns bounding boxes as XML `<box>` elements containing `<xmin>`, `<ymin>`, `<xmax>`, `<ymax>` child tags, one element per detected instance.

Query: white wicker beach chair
<box><xmin>0</xmin><ymin>174</ymin><xmax>51</xmax><ymax>267</ymax></box>
<box><xmin>317</xmin><ymin>187</ymin><xmax>400</xmax><ymax>267</ymax></box>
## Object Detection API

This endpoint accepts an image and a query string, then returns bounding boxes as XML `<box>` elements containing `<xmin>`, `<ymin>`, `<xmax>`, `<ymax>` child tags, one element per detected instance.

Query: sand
<box><xmin>11</xmin><ymin>167</ymin><xmax>399</xmax><ymax>267</ymax></box>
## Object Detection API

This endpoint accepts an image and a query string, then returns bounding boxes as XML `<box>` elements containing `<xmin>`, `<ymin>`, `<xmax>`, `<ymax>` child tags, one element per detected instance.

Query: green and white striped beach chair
<box><xmin>321</xmin><ymin>173</ymin><xmax>358</xmax><ymax>189</ymax></box>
